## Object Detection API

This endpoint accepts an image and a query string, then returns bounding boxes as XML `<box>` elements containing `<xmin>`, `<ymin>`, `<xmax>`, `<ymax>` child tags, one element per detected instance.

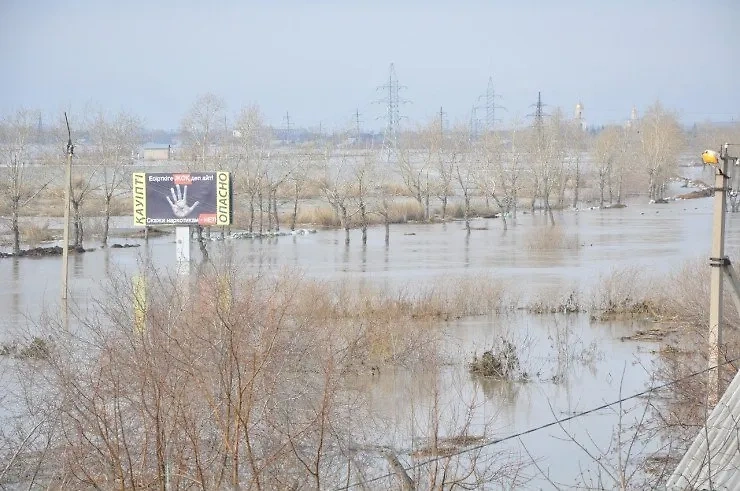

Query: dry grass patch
<box><xmin>295</xmin><ymin>204</ymin><xmax>341</xmax><ymax>227</ymax></box>
<box><xmin>21</xmin><ymin>221</ymin><xmax>54</xmax><ymax>247</ymax></box>
<box><xmin>525</xmin><ymin>225</ymin><xmax>579</xmax><ymax>250</ymax></box>
<box><xmin>386</xmin><ymin>199</ymin><xmax>425</xmax><ymax>223</ymax></box>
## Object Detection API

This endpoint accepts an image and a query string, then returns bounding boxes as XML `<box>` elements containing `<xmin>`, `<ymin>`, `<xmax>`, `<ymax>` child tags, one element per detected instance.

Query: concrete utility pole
<box><xmin>438</xmin><ymin>106</ymin><xmax>446</xmax><ymax>136</ymax></box>
<box><xmin>707</xmin><ymin>143</ymin><xmax>740</xmax><ymax>404</ymax></box>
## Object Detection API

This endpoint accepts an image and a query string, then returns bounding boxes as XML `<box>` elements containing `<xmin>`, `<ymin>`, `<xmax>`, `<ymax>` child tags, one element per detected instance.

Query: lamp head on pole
<box><xmin>702</xmin><ymin>149</ymin><xmax>721</xmax><ymax>166</ymax></box>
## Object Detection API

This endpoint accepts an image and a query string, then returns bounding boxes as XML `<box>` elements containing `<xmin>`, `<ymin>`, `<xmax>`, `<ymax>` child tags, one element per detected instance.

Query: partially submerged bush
<box><xmin>0</xmin><ymin>336</ymin><xmax>52</xmax><ymax>359</ymax></box>
<box><xmin>470</xmin><ymin>338</ymin><xmax>522</xmax><ymax>380</ymax></box>
<box><xmin>527</xmin><ymin>289</ymin><xmax>583</xmax><ymax>314</ymax></box>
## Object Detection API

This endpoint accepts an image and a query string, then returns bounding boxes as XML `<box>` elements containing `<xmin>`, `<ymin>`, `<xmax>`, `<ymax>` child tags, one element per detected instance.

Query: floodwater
<box><xmin>2</xmin><ymin>171</ymin><xmax>739</xmax><ymax>488</ymax></box>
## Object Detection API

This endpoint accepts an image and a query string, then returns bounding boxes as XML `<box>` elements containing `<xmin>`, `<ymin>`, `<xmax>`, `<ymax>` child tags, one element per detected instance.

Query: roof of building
<box><xmin>143</xmin><ymin>143</ymin><xmax>171</xmax><ymax>150</ymax></box>
<box><xmin>667</xmin><ymin>368</ymin><xmax>740</xmax><ymax>489</ymax></box>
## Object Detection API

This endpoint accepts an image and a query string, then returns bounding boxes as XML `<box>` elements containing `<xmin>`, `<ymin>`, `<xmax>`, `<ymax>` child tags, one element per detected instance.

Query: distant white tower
<box><xmin>574</xmin><ymin>102</ymin><xmax>585</xmax><ymax>130</ymax></box>
<box><xmin>575</xmin><ymin>102</ymin><xmax>584</xmax><ymax>120</ymax></box>
<box><xmin>628</xmin><ymin>106</ymin><xmax>638</xmax><ymax>127</ymax></box>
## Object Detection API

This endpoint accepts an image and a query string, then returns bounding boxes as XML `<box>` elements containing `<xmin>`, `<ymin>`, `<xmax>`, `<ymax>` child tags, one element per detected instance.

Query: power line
<box><xmin>335</xmin><ymin>356</ymin><xmax>740</xmax><ymax>490</ymax></box>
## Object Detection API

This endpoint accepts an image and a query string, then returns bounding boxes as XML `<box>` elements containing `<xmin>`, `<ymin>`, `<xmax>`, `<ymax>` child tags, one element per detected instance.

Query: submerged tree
<box><xmin>0</xmin><ymin>109</ymin><xmax>51</xmax><ymax>255</ymax></box>
<box><xmin>637</xmin><ymin>102</ymin><xmax>685</xmax><ymax>201</ymax></box>
<box><xmin>88</xmin><ymin>109</ymin><xmax>141</xmax><ymax>247</ymax></box>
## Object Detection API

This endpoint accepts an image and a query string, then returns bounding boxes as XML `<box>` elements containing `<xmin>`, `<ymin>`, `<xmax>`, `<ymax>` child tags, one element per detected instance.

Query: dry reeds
<box><xmin>295</xmin><ymin>204</ymin><xmax>341</xmax><ymax>227</ymax></box>
<box><xmin>20</xmin><ymin>221</ymin><xmax>54</xmax><ymax>247</ymax></box>
<box><xmin>386</xmin><ymin>199</ymin><xmax>424</xmax><ymax>223</ymax></box>
<box><xmin>525</xmin><ymin>224</ymin><xmax>579</xmax><ymax>250</ymax></box>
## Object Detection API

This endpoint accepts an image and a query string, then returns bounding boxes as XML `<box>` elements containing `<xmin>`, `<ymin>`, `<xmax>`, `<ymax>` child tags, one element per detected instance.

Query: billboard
<box><xmin>132</xmin><ymin>172</ymin><xmax>232</xmax><ymax>226</ymax></box>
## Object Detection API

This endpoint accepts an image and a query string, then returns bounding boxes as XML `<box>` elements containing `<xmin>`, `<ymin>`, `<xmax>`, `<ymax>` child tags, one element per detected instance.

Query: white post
<box><xmin>709</xmin><ymin>143</ymin><xmax>730</xmax><ymax>404</ymax></box>
<box><xmin>175</xmin><ymin>226</ymin><xmax>191</xmax><ymax>276</ymax></box>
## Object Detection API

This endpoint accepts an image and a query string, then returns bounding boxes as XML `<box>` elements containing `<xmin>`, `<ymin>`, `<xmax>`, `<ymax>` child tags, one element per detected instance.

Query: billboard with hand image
<box><xmin>132</xmin><ymin>172</ymin><xmax>232</xmax><ymax>226</ymax></box>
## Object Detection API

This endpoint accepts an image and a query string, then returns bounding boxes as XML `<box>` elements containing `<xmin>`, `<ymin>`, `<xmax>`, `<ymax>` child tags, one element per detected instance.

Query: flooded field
<box><xmin>2</xmin><ymin>173</ymin><xmax>738</xmax><ymax>488</ymax></box>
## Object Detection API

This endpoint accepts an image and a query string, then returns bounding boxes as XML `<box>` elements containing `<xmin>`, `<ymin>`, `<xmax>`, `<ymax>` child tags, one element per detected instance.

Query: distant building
<box><xmin>143</xmin><ymin>143</ymin><xmax>171</xmax><ymax>161</ymax></box>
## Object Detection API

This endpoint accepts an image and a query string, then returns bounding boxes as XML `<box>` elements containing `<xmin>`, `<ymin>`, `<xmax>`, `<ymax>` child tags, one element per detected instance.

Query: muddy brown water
<box><xmin>2</xmin><ymin>172</ymin><xmax>739</xmax><ymax>487</ymax></box>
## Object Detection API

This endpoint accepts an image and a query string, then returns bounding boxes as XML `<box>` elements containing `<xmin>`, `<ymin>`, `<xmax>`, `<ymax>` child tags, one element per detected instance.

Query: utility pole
<box><xmin>61</xmin><ymin>113</ymin><xmax>73</xmax><ymax>328</ymax></box>
<box><xmin>707</xmin><ymin>143</ymin><xmax>740</xmax><ymax>403</ymax></box>
<box><xmin>438</xmin><ymin>106</ymin><xmax>446</xmax><ymax>136</ymax></box>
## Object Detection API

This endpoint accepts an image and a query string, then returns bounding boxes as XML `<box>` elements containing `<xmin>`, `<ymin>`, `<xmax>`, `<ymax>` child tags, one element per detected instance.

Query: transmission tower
<box><xmin>469</xmin><ymin>105</ymin><xmax>480</xmax><ymax>140</ymax></box>
<box><xmin>478</xmin><ymin>76</ymin><xmax>505</xmax><ymax>132</ymax></box>
<box><xmin>355</xmin><ymin>108</ymin><xmax>363</xmax><ymax>142</ymax></box>
<box><xmin>283</xmin><ymin>111</ymin><xmax>292</xmax><ymax>143</ymax></box>
<box><xmin>375</xmin><ymin>63</ymin><xmax>408</xmax><ymax>160</ymax></box>
<box><xmin>438</xmin><ymin>106</ymin><xmax>447</xmax><ymax>136</ymax></box>
<box><xmin>527</xmin><ymin>91</ymin><xmax>549</xmax><ymax>135</ymax></box>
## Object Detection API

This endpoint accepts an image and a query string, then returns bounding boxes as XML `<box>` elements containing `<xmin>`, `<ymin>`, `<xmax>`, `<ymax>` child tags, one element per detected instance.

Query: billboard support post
<box><xmin>175</xmin><ymin>226</ymin><xmax>191</xmax><ymax>276</ymax></box>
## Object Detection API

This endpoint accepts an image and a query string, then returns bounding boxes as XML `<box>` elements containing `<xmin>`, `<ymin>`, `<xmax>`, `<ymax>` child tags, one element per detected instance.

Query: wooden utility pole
<box><xmin>61</xmin><ymin>113</ymin><xmax>73</xmax><ymax>301</ymax></box>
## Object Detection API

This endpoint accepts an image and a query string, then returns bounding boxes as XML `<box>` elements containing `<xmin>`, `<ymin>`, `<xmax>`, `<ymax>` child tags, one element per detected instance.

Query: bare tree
<box><xmin>88</xmin><ymin>110</ymin><xmax>141</xmax><ymax>247</ymax></box>
<box><xmin>319</xmin><ymin>152</ymin><xmax>356</xmax><ymax>245</ymax></box>
<box><xmin>0</xmin><ymin>110</ymin><xmax>51</xmax><ymax>255</ymax></box>
<box><xmin>229</xmin><ymin>105</ymin><xmax>272</xmax><ymax>232</ymax></box>
<box><xmin>637</xmin><ymin>102</ymin><xmax>685</xmax><ymax>201</ymax></box>
<box><xmin>397</xmin><ymin>143</ymin><xmax>429</xmax><ymax>221</ymax></box>
<box><xmin>353</xmin><ymin>154</ymin><xmax>375</xmax><ymax>244</ymax></box>
<box><xmin>180</xmin><ymin>93</ymin><xmax>227</xmax><ymax>165</ymax></box>
<box><xmin>476</xmin><ymin>130</ymin><xmax>523</xmax><ymax>230</ymax></box>
<box><xmin>567</xmin><ymin>118</ymin><xmax>588</xmax><ymax>209</ymax></box>
<box><xmin>451</xmin><ymin>129</ymin><xmax>475</xmax><ymax>233</ymax></box>
<box><xmin>372</xmin><ymin>164</ymin><xmax>398</xmax><ymax>245</ymax></box>
<box><xmin>593</xmin><ymin>125</ymin><xmax>631</xmax><ymax>208</ymax></box>
<box><xmin>181</xmin><ymin>93</ymin><xmax>227</xmax><ymax>259</ymax></box>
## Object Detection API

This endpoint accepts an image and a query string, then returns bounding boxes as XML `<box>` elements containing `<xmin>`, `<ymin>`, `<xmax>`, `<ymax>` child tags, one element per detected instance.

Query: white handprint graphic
<box><xmin>166</xmin><ymin>184</ymin><xmax>199</xmax><ymax>218</ymax></box>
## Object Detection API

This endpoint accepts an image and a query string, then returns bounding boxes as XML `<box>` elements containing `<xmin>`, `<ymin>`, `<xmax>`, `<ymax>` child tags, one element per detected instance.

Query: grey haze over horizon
<box><xmin>1</xmin><ymin>0</ymin><xmax>738</xmax><ymax>132</ymax></box>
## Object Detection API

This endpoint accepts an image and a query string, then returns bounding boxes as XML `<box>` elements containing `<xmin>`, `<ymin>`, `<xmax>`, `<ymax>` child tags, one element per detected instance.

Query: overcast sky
<box><xmin>1</xmin><ymin>0</ymin><xmax>738</xmax><ymax>131</ymax></box>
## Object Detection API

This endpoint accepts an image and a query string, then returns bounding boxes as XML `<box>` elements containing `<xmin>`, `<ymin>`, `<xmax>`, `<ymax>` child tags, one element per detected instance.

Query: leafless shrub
<box><xmin>589</xmin><ymin>259</ymin><xmax>739</xmax><ymax>329</ymax></box>
<box><xmin>527</xmin><ymin>287</ymin><xmax>583</xmax><ymax>314</ymax></box>
<box><xmin>547</xmin><ymin>316</ymin><xmax>602</xmax><ymax>384</ymax></box>
<box><xmin>588</xmin><ymin>267</ymin><xmax>660</xmax><ymax>321</ymax></box>
<box><xmin>0</xmin><ymin>263</ymin><xmax>525</xmax><ymax>489</ymax></box>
